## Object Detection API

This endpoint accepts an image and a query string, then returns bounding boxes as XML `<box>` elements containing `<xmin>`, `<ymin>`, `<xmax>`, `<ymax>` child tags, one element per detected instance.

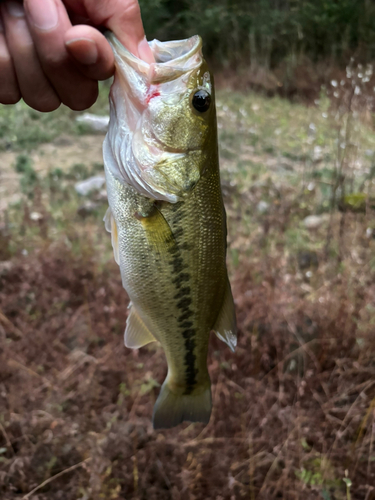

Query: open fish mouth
<box><xmin>107</xmin><ymin>34</ymin><xmax>203</xmax><ymax>86</ymax></box>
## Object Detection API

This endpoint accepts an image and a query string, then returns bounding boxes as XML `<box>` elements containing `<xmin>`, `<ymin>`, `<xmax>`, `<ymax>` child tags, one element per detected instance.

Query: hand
<box><xmin>0</xmin><ymin>0</ymin><xmax>154</xmax><ymax>111</ymax></box>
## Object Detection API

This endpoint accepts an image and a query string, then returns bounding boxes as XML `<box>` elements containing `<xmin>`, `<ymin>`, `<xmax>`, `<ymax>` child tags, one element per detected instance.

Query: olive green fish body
<box><xmin>103</xmin><ymin>34</ymin><xmax>236</xmax><ymax>428</ymax></box>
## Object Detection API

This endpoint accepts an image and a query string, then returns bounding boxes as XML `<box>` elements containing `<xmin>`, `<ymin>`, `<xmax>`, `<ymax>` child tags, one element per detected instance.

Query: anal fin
<box><xmin>213</xmin><ymin>279</ymin><xmax>237</xmax><ymax>352</ymax></box>
<box><xmin>125</xmin><ymin>306</ymin><xmax>156</xmax><ymax>349</ymax></box>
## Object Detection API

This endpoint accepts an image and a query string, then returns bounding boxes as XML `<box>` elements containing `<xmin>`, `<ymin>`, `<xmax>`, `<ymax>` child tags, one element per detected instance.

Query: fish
<box><xmin>102</xmin><ymin>33</ymin><xmax>236</xmax><ymax>429</ymax></box>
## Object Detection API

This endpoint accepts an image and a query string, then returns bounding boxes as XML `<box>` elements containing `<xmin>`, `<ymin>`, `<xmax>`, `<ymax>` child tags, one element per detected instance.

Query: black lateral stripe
<box><xmin>177</xmin><ymin>297</ymin><xmax>192</xmax><ymax>310</ymax></box>
<box><xmin>180</xmin><ymin>321</ymin><xmax>193</xmax><ymax>329</ymax></box>
<box><xmin>174</xmin><ymin>287</ymin><xmax>191</xmax><ymax>300</ymax></box>
<box><xmin>169</xmin><ymin>255</ymin><xmax>186</xmax><ymax>274</ymax></box>
<box><xmin>183</xmin><ymin>337</ymin><xmax>196</xmax><ymax>393</ymax></box>
<box><xmin>166</xmin><ymin>212</ymin><xmax>198</xmax><ymax>394</ymax></box>
<box><xmin>178</xmin><ymin>310</ymin><xmax>191</xmax><ymax>323</ymax></box>
<box><xmin>172</xmin><ymin>272</ymin><xmax>190</xmax><ymax>288</ymax></box>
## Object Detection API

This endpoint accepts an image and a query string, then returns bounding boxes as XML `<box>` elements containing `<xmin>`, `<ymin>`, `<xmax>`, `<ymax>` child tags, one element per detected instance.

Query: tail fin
<box><xmin>152</xmin><ymin>382</ymin><xmax>212</xmax><ymax>429</ymax></box>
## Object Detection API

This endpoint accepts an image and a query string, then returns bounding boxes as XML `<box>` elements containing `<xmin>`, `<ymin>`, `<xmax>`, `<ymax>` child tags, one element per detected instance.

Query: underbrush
<box><xmin>0</xmin><ymin>210</ymin><xmax>374</xmax><ymax>499</ymax></box>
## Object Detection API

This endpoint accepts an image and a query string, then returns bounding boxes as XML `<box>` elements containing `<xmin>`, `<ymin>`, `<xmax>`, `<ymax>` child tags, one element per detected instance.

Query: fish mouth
<box><xmin>106</xmin><ymin>33</ymin><xmax>203</xmax><ymax>84</ymax></box>
<box><xmin>149</xmin><ymin>36</ymin><xmax>202</xmax><ymax>66</ymax></box>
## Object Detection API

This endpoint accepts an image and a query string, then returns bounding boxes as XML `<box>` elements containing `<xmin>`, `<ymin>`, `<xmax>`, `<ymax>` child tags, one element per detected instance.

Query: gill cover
<box><xmin>103</xmin><ymin>34</ymin><xmax>213</xmax><ymax>203</ymax></box>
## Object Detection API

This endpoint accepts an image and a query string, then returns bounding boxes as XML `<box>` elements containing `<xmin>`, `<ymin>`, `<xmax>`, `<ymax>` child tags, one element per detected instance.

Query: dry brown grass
<box><xmin>0</xmin><ymin>220</ymin><xmax>374</xmax><ymax>499</ymax></box>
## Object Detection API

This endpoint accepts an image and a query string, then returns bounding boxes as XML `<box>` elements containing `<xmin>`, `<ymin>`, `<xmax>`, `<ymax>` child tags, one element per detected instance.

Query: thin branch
<box><xmin>0</xmin><ymin>310</ymin><xmax>24</xmax><ymax>339</ymax></box>
<box><xmin>22</xmin><ymin>457</ymin><xmax>91</xmax><ymax>499</ymax></box>
<box><xmin>0</xmin><ymin>422</ymin><xmax>14</xmax><ymax>456</ymax></box>
<box><xmin>7</xmin><ymin>358</ymin><xmax>53</xmax><ymax>388</ymax></box>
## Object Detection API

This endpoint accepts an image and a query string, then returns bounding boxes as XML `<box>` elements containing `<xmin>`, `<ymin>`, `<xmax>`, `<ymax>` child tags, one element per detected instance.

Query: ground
<box><xmin>0</xmin><ymin>78</ymin><xmax>375</xmax><ymax>499</ymax></box>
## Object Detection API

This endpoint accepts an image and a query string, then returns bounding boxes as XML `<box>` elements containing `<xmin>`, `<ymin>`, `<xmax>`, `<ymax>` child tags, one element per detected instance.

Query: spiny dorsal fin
<box><xmin>136</xmin><ymin>205</ymin><xmax>176</xmax><ymax>254</ymax></box>
<box><xmin>125</xmin><ymin>306</ymin><xmax>156</xmax><ymax>349</ymax></box>
<box><xmin>213</xmin><ymin>279</ymin><xmax>237</xmax><ymax>352</ymax></box>
<box><xmin>104</xmin><ymin>207</ymin><xmax>120</xmax><ymax>265</ymax></box>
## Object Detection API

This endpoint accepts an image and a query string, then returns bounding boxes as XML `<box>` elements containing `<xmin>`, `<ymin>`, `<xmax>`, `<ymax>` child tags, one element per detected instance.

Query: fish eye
<box><xmin>192</xmin><ymin>89</ymin><xmax>211</xmax><ymax>113</ymax></box>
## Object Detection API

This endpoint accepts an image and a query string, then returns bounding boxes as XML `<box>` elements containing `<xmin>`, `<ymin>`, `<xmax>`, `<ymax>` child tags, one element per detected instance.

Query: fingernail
<box><xmin>66</xmin><ymin>38</ymin><xmax>98</xmax><ymax>65</ymax></box>
<box><xmin>138</xmin><ymin>38</ymin><xmax>155</xmax><ymax>64</ymax></box>
<box><xmin>6</xmin><ymin>1</ymin><xmax>25</xmax><ymax>18</ymax></box>
<box><xmin>25</xmin><ymin>0</ymin><xmax>58</xmax><ymax>30</ymax></box>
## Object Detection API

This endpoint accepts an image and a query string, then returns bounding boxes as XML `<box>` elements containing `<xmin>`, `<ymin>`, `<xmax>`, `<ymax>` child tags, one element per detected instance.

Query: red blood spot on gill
<box><xmin>146</xmin><ymin>86</ymin><xmax>160</xmax><ymax>104</ymax></box>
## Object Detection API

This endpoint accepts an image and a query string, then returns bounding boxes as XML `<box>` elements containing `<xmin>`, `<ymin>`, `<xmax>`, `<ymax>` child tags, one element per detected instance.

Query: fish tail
<box><xmin>152</xmin><ymin>380</ymin><xmax>212</xmax><ymax>429</ymax></box>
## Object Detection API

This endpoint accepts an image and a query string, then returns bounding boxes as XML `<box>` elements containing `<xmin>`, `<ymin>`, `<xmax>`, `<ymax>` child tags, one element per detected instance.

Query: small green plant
<box><xmin>14</xmin><ymin>153</ymin><xmax>34</xmax><ymax>175</ymax></box>
<box><xmin>343</xmin><ymin>470</ymin><xmax>352</xmax><ymax>500</ymax></box>
<box><xmin>14</xmin><ymin>154</ymin><xmax>39</xmax><ymax>198</ymax></box>
<box><xmin>295</xmin><ymin>457</ymin><xmax>342</xmax><ymax>495</ymax></box>
<box><xmin>140</xmin><ymin>375</ymin><xmax>160</xmax><ymax>396</ymax></box>
<box><xmin>296</xmin><ymin>467</ymin><xmax>324</xmax><ymax>486</ymax></box>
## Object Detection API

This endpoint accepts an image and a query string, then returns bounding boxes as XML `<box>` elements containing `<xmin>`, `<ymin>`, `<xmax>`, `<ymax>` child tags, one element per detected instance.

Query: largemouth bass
<box><xmin>103</xmin><ymin>33</ymin><xmax>236</xmax><ymax>429</ymax></box>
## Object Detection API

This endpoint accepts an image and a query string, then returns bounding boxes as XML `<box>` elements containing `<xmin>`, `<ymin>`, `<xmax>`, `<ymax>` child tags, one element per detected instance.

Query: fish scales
<box><xmin>103</xmin><ymin>33</ymin><xmax>236</xmax><ymax>429</ymax></box>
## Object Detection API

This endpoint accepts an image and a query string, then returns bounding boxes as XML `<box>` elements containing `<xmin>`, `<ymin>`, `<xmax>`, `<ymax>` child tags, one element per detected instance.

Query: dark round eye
<box><xmin>192</xmin><ymin>89</ymin><xmax>211</xmax><ymax>113</ymax></box>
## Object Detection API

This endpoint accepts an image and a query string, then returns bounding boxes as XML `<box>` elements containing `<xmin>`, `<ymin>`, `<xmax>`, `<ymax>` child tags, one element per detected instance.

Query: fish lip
<box><xmin>149</xmin><ymin>36</ymin><xmax>202</xmax><ymax>66</ymax></box>
<box><xmin>106</xmin><ymin>32</ymin><xmax>202</xmax><ymax>70</ymax></box>
<box><xmin>106</xmin><ymin>32</ymin><xmax>203</xmax><ymax>85</ymax></box>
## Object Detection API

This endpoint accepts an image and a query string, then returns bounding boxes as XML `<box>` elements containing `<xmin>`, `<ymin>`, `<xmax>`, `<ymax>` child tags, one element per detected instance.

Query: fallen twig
<box><xmin>22</xmin><ymin>457</ymin><xmax>91</xmax><ymax>499</ymax></box>
<box><xmin>0</xmin><ymin>421</ymin><xmax>14</xmax><ymax>456</ymax></box>
<box><xmin>0</xmin><ymin>310</ymin><xmax>24</xmax><ymax>339</ymax></box>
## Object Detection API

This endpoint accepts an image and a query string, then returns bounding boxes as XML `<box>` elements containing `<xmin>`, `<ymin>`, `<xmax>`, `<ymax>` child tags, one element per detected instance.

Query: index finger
<box><xmin>104</xmin><ymin>0</ymin><xmax>154</xmax><ymax>62</ymax></box>
<box><xmin>63</xmin><ymin>0</ymin><xmax>154</xmax><ymax>62</ymax></box>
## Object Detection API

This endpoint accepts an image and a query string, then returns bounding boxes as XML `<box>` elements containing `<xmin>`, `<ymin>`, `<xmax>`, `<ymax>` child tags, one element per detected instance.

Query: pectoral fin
<box><xmin>136</xmin><ymin>205</ymin><xmax>176</xmax><ymax>253</ymax></box>
<box><xmin>104</xmin><ymin>207</ymin><xmax>120</xmax><ymax>265</ymax></box>
<box><xmin>125</xmin><ymin>306</ymin><xmax>156</xmax><ymax>349</ymax></box>
<box><xmin>213</xmin><ymin>279</ymin><xmax>237</xmax><ymax>352</ymax></box>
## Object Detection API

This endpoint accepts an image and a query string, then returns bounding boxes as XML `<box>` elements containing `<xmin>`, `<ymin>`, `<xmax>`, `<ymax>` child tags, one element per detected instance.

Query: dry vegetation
<box><xmin>0</xmin><ymin>72</ymin><xmax>375</xmax><ymax>499</ymax></box>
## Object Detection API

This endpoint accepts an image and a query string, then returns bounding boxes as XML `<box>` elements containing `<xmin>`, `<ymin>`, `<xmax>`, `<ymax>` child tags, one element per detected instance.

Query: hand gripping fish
<box><xmin>103</xmin><ymin>33</ymin><xmax>236</xmax><ymax>429</ymax></box>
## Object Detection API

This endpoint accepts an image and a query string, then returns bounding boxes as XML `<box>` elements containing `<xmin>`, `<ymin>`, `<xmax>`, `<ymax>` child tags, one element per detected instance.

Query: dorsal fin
<box><xmin>125</xmin><ymin>306</ymin><xmax>156</xmax><ymax>349</ymax></box>
<box><xmin>213</xmin><ymin>279</ymin><xmax>237</xmax><ymax>352</ymax></box>
<box><xmin>104</xmin><ymin>207</ymin><xmax>120</xmax><ymax>265</ymax></box>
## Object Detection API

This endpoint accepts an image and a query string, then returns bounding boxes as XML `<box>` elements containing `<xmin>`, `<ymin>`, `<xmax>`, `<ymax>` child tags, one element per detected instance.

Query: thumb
<box><xmin>104</xmin><ymin>0</ymin><xmax>154</xmax><ymax>63</ymax></box>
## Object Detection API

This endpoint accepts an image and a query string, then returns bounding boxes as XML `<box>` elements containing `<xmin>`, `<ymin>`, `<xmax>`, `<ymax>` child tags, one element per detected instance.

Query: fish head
<box><xmin>103</xmin><ymin>34</ymin><xmax>217</xmax><ymax>203</ymax></box>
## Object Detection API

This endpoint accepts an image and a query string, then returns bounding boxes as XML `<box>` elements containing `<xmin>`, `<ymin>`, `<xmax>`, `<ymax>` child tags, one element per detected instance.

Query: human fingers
<box><xmin>63</xmin><ymin>0</ymin><xmax>155</xmax><ymax>63</ymax></box>
<box><xmin>23</xmin><ymin>0</ymin><xmax>98</xmax><ymax>111</ymax></box>
<box><xmin>0</xmin><ymin>14</ymin><xmax>21</xmax><ymax>105</ymax></box>
<box><xmin>64</xmin><ymin>24</ymin><xmax>114</xmax><ymax>81</ymax></box>
<box><xmin>96</xmin><ymin>0</ymin><xmax>154</xmax><ymax>62</ymax></box>
<box><xmin>1</xmin><ymin>2</ymin><xmax>60</xmax><ymax>111</ymax></box>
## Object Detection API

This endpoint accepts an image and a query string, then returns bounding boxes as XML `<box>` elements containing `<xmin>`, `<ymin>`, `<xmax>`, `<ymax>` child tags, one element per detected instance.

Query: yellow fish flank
<box><xmin>103</xmin><ymin>34</ymin><xmax>236</xmax><ymax>429</ymax></box>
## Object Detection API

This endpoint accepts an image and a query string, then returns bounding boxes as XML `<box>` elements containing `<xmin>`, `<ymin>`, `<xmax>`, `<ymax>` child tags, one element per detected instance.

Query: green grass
<box><xmin>0</xmin><ymin>81</ymin><xmax>111</xmax><ymax>152</ymax></box>
<box><xmin>217</xmin><ymin>90</ymin><xmax>375</xmax><ymax>192</ymax></box>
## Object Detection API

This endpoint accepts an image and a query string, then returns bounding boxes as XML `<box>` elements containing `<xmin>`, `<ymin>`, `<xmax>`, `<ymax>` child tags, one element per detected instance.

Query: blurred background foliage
<box><xmin>140</xmin><ymin>0</ymin><xmax>375</xmax><ymax>67</ymax></box>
